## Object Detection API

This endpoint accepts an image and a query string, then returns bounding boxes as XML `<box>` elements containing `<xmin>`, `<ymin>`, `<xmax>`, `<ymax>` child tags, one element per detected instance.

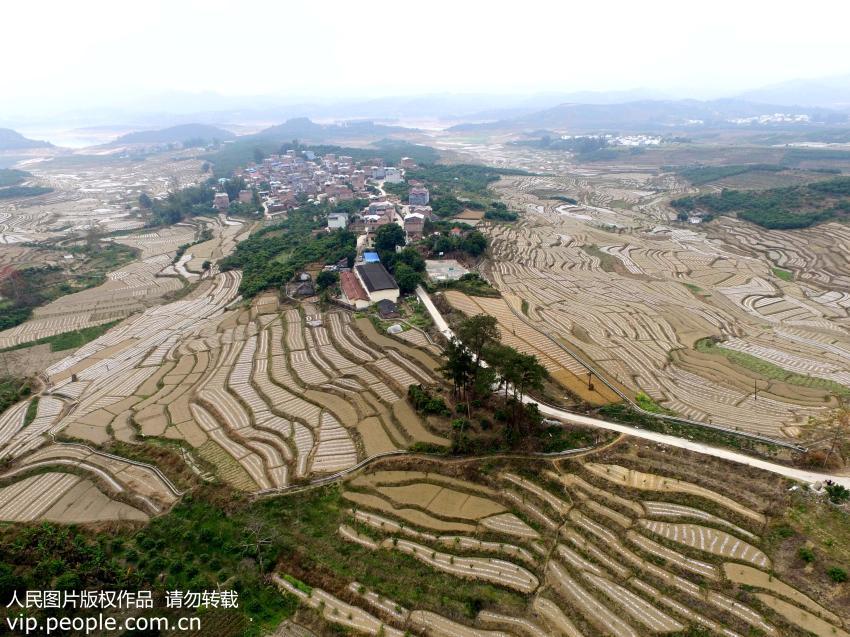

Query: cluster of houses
<box><xmin>237</xmin><ymin>149</ymin><xmax>452</xmax><ymax>314</ymax></box>
<box><xmin>235</xmin><ymin>149</ymin><xmax>419</xmax><ymax>217</ymax></box>
<box><xmin>292</xmin><ymin>250</ymin><xmax>401</xmax><ymax>317</ymax></box>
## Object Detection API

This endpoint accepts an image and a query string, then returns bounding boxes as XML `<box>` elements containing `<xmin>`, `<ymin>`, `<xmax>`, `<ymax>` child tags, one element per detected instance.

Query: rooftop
<box><xmin>340</xmin><ymin>271</ymin><xmax>368</xmax><ymax>301</ymax></box>
<box><xmin>355</xmin><ymin>262</ymin><xmax>398</xmax><ymax>293</ymax></box>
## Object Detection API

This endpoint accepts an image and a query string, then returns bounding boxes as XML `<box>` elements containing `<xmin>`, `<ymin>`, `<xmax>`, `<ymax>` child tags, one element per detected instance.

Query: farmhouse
<box><xmin>354</xmin><ymin>262</ymin><xmax>399</xmax><ymax>304</ymax></box>
<box><xmin>339</xmin><ymin>271</ymin><xmax>370</xmax><ymax>309</ymax></box>
<box><xmin>328</xmin><ymin>211</ymin><xmax>349</xmax><ymax>230</ymax></box>
<box><xmin>404</xmin><ymin>212</ymin><xmax>425</xmax><ymax>240</ymax></box>
<box><xmin>213</xmin><ymin>192</ymin><xmax>230</xmax><ymax>210</ymax></box>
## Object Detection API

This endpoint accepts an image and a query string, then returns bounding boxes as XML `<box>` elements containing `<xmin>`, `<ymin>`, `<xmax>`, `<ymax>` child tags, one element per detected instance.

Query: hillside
<box><xmin>199</xmin><ymin>118</ymin><xmax>419</xmax><ymax>174</ymax></box>
<box><xmin>112</xmin><ymin>123</ymin><xmax>235</xmax><ymax>145</ymax></box>
<box><xmin>672</xmin><ymin>176</ymin><xmax>850</xmax><ymax>229</ymax></box>
<box><xmin>0</xmin><ymin>128</ymin><xmax>52</xmax><ymax>150</ymax></box>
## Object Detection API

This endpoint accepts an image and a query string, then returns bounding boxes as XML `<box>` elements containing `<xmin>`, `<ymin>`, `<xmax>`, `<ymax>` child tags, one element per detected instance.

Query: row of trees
<box><xmin>439</xmin><ymin>315</ymin><xmax>548</xmax><ymax>444</ymax></box>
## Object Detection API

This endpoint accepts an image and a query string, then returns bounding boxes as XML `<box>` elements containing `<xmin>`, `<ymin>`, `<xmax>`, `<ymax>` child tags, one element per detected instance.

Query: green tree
<box><xmin>433</xmin><ymin>235</ymin><xmax>455</xmax><ymax>254</ymax></box>
<box><xmin>138</xmin><ymin>192</ymin><xmax>152</xmax><ymax>209</ymax></box>
<box><xmin>461</xmin><ymin>231</ymin><xmax>487</xmax><ymax>257</ymax></box>
<box><xmin>394</xmin><ymin>263</ymin><xmax>421</xmax><ymax>294</ymax></box>
<box><xmin>457</xmin><ymin>315</ymin><xmax>500</xmax><ymax>368</ymax></box>
<box><xmin>440</xmin><ymin>338</ymin><xmax>476</xmax><ymax>402</ymax></box>
<box><xmin>393</xmin><ymin>247</ymin><xmax>426</xmax><ymax>272</ymax></box>
<box><xmin>374</xmin><ymin>223</ymin><xmax>405</xmax><ymax>254</ymax></box>
<box><xmin>316</xmin><ymin>270</ymin><xmax>339</xmax><ymax>291</ymax></box>
<box><xmin>512</xmin><ymin>353</ymin><xmax>547</xmax><ymax>403</ymax></box>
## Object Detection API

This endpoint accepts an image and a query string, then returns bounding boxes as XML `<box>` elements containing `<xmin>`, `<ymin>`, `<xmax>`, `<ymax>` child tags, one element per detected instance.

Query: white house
<box><xmin>354</xmin><ymin>263</ymin><xmax>399</xmax><ymax>304</ymax></box>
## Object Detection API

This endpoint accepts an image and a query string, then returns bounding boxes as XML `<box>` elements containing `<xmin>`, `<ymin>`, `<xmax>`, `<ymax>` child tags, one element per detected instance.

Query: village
<box><xmin>220</xmin><ymin>148</ymin><xmax>476</xmax><ymax>317</ymax></box>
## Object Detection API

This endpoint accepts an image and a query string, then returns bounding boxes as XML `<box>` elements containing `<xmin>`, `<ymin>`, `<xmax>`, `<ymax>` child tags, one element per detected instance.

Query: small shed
<box><xmin>376</xmin><ymin>299</ymin><xmax>400</xmax><ymax>319</ymax></box>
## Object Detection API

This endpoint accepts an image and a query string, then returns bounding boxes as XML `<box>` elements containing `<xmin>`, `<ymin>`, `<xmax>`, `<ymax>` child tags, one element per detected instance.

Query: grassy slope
<box><xmin>0</xmin><ymin>321</ymin><xmax>120</xmax><ymax>354</ymax></box>
<box><xmin>696</xmin><ymin>338</ymin><xmax>850</xmax><ymax>398</ymax></box>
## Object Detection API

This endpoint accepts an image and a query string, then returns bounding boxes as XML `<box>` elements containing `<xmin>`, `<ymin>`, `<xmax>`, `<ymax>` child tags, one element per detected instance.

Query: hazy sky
<box><xmin>2</xmin><ymin>0</ymin><xmax>850</xmax><ymax>114</ymax></box>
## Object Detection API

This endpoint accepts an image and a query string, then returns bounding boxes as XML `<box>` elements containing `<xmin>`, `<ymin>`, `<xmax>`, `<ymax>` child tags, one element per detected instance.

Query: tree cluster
<box><xmin>425</xmin><ymin>226</ymin><xmax>487</xmax><ymax>259</ymax></box>
<box><xmin>220</xmin><ymin>202</ymin><xmax>360</xmax><ymax>298</ymax></box>
<box><xmin>439</xmin><ymin>315</ymin><xmax>548</xmax><ymax>448</ymax></box>
<box><xmin>672</xmin><ymin>176</ymin><xmax>850</xmax><ymax>230</ymax></box>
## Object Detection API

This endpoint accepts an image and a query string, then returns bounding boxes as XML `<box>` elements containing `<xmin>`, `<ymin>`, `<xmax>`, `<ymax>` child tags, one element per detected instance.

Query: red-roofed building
<box><xmin>339</xmin><ymin>271</ymin><xmax>370</xmax><ymax>309</ymax></box>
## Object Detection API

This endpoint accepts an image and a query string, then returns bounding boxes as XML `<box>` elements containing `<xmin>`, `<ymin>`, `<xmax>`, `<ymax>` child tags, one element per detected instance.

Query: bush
<box><xmin>828</xmin><ymin>567</ymin><xmax>848</xmax><ymax>583</ymax></box>
<box><xmin>825</xmin><ymin>483</ymin><xmax>850</xmax><ymax>504</ymax></box>
<box><xmin>798</xmin><ymin>546</ymin><xmax>816</xmax><ymax>563</ymax></box>
<box><xmin>407</xmin><ymin>384</ymin><xmax>450</xmax><ymax>416</ymax></box>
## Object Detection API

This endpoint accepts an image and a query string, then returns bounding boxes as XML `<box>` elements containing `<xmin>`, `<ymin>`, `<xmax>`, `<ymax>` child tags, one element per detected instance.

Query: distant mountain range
<box><xmin>111</xmin><ymin>123</ymin><xmax>236</xmax><ymax>145</ymax></box>
<box><xmin>6</xmin><ymin>74</ymin><xmax>850</xmax><ymax>149</ymax></box>
<box><xmin>737</xmin><ymin>75</ymin><xmax>850</xmax><ymax>109</ymax></box>
<box><xmin>252</xmin><ymin>117</ymin><xmax>413</xmax><ymax>142</ymax></box>
<box><xmin>0</xmin><ymin>128</ymin><xmax>52</xmax><ymax>150</ymax></box>
<box><xmin>450</xmin><ymin>99</ymin><xmax>849</xmax><ymax>134</ymax></box>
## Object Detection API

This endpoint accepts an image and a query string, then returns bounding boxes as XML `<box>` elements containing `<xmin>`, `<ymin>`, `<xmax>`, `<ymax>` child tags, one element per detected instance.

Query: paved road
<box><xmin>415</xmin><ymin>285</ymin><xmax>850</xmax><ymax>489</ymax></box>
<box><xmin>416</xmin><ymin>285</ymin><xmax>453</xmax><ymax>339</ymax></box>
<box><xmin>527</xmin><ymin>397</ymin><xmax>850</xmax><ymax>489</ymax></box>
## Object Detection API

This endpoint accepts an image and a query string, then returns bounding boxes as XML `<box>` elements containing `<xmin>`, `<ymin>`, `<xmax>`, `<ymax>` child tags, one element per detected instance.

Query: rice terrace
<box><xmin>2</xmin><ymin>16</ymin><xmax>850</xmax><ymax>634</ymax></box>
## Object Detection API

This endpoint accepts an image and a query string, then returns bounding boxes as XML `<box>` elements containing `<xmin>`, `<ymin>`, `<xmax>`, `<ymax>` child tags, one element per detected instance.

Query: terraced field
<box><xmin>275</xmin><ymin>454</ymin><xmax>848</xmax><ymax>637</ymax></box>
<box><xmin>432</xmin><ymin>169</ymin><xmax>850</xmax><ymax>438</ymax></box>
<box><xmin>0</xmin><ymin>215</ymin><xmax>248</xmax><ymax>349</ymax></box>
<box><xmin>0</xmin><ymin>281</ymin><xmax>448</xmax><ymax>520</ymax></box>
<box><xmin>0</xmin><ymin>151</ymin><xmax>205</xmax><ymax>245</ymax></box>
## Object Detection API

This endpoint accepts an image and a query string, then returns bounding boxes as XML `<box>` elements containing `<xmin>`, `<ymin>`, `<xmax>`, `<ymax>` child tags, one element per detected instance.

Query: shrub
<box><xmin>798</xmin><ymin>546</ymin><xmax>816</xmax><ymax>563</ymax></box>
<box><xmin>825</xmin><ymin>483</ymin><xmax>850</xmax><ymax>504</ymax></box>
<box><xmin>827</xmin><ymin>567</ymin><xmax>848</xmax><ymax>583</ymax></box>
<box><xmin>407</xmin><ymin>384</ymin><xmax>450</xmax><ymax>416</ymax></box>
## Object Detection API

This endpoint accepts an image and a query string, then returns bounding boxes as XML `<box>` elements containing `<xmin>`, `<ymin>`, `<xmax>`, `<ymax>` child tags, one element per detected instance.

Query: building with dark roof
<box><xmin>354</xmin><ymin>262</ymin><xmax>399</xmax><ymax>304</ymax></box>
<box><xmin>376</xmin><ymin>299</ymin><xmax>400</xmax><ymax>319</ymax></box>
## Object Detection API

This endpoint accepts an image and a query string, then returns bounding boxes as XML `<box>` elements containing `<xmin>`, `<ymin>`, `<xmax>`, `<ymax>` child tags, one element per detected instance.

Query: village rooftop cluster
<box><xmin>230</xmin><ymin>149</ymin><xmax>455</xmax><ymax>313</ymax></box>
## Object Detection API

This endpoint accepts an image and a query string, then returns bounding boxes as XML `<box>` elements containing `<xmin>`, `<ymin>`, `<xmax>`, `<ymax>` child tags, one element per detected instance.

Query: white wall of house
<box><xmin>367</xmin><ymin>288</ymin><xmax>399</xmax><ymax>304</ymax></box>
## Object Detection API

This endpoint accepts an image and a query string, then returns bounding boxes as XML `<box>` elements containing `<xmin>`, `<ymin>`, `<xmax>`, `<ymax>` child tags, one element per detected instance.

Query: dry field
<box><xmin>0</xmin><ymin>215</ymin><xmax>249</xmax><ymax>349</ymax></box>
<box><xmin>429</xmin><ymin>137</ymin><xmax>850</xmax><ymax>439</ymax></box>
<box><xmin>276</xmin><ymin>450</ymin><xmax>848</xmax><ymax>637</ymax></box>
<box><xmin>0</xmin><ymin>286</ymin><xmax>448</xmax><ymax>519</ymax></box>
